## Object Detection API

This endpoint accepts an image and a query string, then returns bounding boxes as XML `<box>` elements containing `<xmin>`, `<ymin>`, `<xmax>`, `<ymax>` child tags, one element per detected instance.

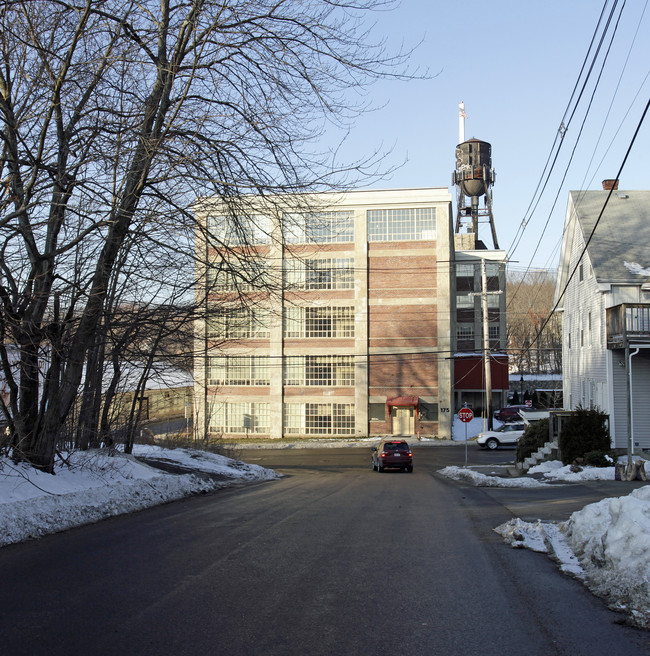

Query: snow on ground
<box><xmin>0</xmin><ymin>445</ymin><xmax>280</xmax><ymax>548</ymax></box>
<box><xmin>446</xmin><ymin>460</ymin><xmax>650</xmax><ymax>629</ymax></box>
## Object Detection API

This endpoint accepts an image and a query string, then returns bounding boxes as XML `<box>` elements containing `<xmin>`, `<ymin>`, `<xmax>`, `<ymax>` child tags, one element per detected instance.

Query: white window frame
<box><xmin>283</xmin><ymin>355</ymin><xmax>355</xmax><ymax>386</ymax></box>
<box><xmin>283</xmin><ymin>306</ymin><xmax>355</xmax><ymax>338</ymax></box>
<box><xmin>208</xmin><ymin>356</ymin><xmax>270</xmax><ymax>386</ymax></box>
<box><xmin>368</xmin><ymin>207</ymin><xmax>437</xmax><ymax>242</ymax></box>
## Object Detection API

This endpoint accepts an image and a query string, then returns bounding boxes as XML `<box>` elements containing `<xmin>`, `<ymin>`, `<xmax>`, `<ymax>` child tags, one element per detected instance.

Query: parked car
<box><xmin>493</xmin><ymin>405</ymin><xmax>527</xmax><ymax>422</ymax></box>
<box><xmin>476</xmin><ymin>422</ymin><xmax>526</xmax><ymax>450</ymax></box>
<box><xmin>371</xmin><ymin>440</ymin><xmax>413</xmax><ymax>472</ymax></box>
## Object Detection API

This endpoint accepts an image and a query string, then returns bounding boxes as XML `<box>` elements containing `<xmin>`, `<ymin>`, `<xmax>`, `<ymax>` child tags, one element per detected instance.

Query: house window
<box><xmin>488</xmin><ymin>325</ymin><xmax>500</xmax><ymax>340</ymax></box>
<box><xmin>209</xmin><ymin>402</ymin><xmax>270</xmax><ymax>434</ymax></box>
<box><xmin>283</xmin><ymin>211</ymin><xmax>354</xmax><ymax>244</ymax></box>
<box><xmin>283</xmin><ymin>355</ymin><xmax>355</xmax><ymax>386</ymax></box>
<box><xmin>208</xmin><ymin>356</ymin><xmax>270</xmax><ymax>386</ymax></box>
<box><xmin>284</xmin><ymin>403</ymin><xmax>355</xmax><ymax>435</ymax></box>
<box><xmin>368</xmin><ymin>208</ymin><xmax>436</xmax><ymax>242</ymax></box>
<box><xmin>284</xmin><ymin>306</ymin><xmax>355</xmax><ymax>338</ymax></box>
<box><xmin>579</xmin><ymin>263</ymin><xmax>584</xmax><ymax>282</ymax></box>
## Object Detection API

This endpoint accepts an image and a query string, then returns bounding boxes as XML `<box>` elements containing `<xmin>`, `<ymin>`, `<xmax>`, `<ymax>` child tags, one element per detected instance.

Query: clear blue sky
<box><xmin>333</xmin><ymin>0</ymin><xmax>649</xmax><ymax>272</ymax></box>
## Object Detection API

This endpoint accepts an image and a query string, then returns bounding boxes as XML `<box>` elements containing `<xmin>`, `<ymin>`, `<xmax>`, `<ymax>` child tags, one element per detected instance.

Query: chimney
<box><xmin>602</xmin><ymin>179</ymin><xmax>619</xmax><ymax>191</ymax></box>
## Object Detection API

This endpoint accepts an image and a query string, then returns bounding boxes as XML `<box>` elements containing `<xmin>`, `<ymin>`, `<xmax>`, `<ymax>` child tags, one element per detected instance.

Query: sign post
<box><xmin>458</xmin><ymin>406</ymin><xmax>474</xmax><ymax>467</ymax></box>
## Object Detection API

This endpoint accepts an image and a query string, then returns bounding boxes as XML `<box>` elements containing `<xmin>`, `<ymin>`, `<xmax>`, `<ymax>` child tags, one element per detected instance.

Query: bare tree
<box><xmin>0</xmin><ymin>0</ymin><xmax>415</xmax><ymax>471</ymax></box>
<box><xmin>506</xmin><ymin>270</ymin><xmax>562</xmax><ymax>375</ymax></box>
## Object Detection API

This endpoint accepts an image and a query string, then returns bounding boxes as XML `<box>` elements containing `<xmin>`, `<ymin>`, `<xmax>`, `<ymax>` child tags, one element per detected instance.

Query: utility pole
<box><xmin>470</xmin><ymin>259</ymin><xmax>502</xmax><ymax>430</ymax></box>
<box><xmin>481</xmin><ymin>259</ymin><xmax>492</xmax><ymax>430</ymax></box>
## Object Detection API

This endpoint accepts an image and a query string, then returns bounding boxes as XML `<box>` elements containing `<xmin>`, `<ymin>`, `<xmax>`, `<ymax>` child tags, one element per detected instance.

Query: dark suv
<box><xmin>371</xmin><ymin>440</ymin><xmax>413</xmax><ymax>473</ymax></box>
<box><xmin>493</xmin><ymin>405</ymin><xmax>527</xmax><ymax>422</ymax></box>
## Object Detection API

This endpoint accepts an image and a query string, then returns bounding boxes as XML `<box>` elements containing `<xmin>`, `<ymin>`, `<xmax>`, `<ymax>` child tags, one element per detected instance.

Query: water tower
<box><xmin>451</xmin><ymin>102</ymin><xmax>499</xmax><ymax>249</ymax></box>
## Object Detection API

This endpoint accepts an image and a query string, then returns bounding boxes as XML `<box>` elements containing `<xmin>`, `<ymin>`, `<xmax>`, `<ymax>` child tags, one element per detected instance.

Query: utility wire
<box><xmin>523</xmin><ymin>96</ymin><xmax>650</xmax><ymax>355</ymax></box>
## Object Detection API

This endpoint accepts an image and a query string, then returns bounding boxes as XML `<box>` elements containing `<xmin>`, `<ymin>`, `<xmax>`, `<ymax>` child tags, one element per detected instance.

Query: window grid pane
<box><xmin>209</xmin><ymin>402</ymin><xmax>270</xmax><ymax>434</ymax></box>
<box><xmin>284</xmin><ymin>258</ymin><xmax>354</xmax><ymax>291</ymax></box>
<box><xmin>283</xmin><ymin>355</ymin><xmax>355</xmax><ymax>386</ymax></box>
<box><xmin>208</xmin><ymin>258</ymin><xmax>271</xmax><ymax>292</ymax></box>
<box><xmin>208</xmin><ymin>356</ymin><xmax>270</xmax><ymax>386</ymax></box>
<box><xmin>283</xmin><ymin>211</ymin><xmax>354</xmax><ymax>244</ymax></box>
<box><xmin>284</xmin><ymin>306</ymin><xmax>354</xmax><ymax>338</ymax></box>
<box><xmin>368</xmin><ymin>208</ymin><xmax>436</xmax><ymax>242</ymax></box>
<box><xmin>457</xmin><ymin>324</ymin><xmax>474</xmax><ymax>340</ymax></box>
<box><xmin>207</xmin><ymin>214</ymin><xmax>271</xmax><ymax>246</ymax></box>
<box><xmin>456</xmin><ymin>294</ymin><xmax>474</xmax><ymax>309</ymax></box>
<box><xmin>284</xmin><ymin>403</ymin><xmax>355</xmax><ymax>435</ymax></box>
<box><xmin>209</xmin><ymin>308</ymin><xmax>270</xmax><ymax>339</ymax></box>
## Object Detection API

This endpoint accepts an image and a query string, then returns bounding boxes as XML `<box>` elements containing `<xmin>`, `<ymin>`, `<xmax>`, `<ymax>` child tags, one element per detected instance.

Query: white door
<box><xmin>392</xmin><ymin>407</ymin><xmax>414</xmax><ymax>434</ymax></box>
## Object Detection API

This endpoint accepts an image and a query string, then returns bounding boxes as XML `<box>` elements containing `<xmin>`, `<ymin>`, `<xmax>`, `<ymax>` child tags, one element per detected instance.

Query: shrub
<box><xmin>559</xmin><ymin>406</ymin><xmax>610</xmax><ymax>465</ymax></box>
<box><xmin>516</xmin><ymin>418</ymin><xmax>549</xmax><ymax>463</ymax></box>
<box><xmin>583</xmin><ymin>450</ymin><xmax>617</xmax><ymax>467</ymax></box>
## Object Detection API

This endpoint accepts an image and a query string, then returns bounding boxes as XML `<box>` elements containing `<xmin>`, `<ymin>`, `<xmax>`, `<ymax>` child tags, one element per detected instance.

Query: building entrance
<box><xmin>391</xmin><ymin>406</ymin><xmax>414</xmax><ymax>434</ymax></box>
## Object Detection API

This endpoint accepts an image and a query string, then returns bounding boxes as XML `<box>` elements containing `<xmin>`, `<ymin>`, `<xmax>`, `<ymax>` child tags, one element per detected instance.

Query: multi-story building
<box><xmin>194</xmin><ymin>187</ymin><xmax>507</xmax><ymax>440</ymax></box>
<box><xmin>452</xmin><ymin>242</ymin><xmax>508</xmax><ymax>414</ymax></box>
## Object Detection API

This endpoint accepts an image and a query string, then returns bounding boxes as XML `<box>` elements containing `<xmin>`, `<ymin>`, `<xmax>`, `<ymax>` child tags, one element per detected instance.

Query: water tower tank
<box><xmin>453</xmin><ymin>139</ymin><xmax>494</xmax><ymax>198</ymax></box>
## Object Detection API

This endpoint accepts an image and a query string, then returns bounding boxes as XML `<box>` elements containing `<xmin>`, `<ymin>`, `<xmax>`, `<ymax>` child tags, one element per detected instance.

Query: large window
<box><xmin>284</xmin><ymin>257</ymin><xmax>354</xmax><ymax>290</ymax></box>
<box><xmin>208</xmin><ymin>307</ymin><xmax>270</xmax><ymax>339</ymax></box>
<box><xmin>207</xmin><ymin>258</ymin><xmax>271</xmax><ymax>292</ymax></box>
<box><xmin>284</xmin><ymin>306</ymin><xmax>355</xmax><ymax>338</ymax></box>
<box><xmin>207</xmin><ymin>214</ymin><xmax>272</xmax><ymax>246</ymax></box>
<box><xmin>209</xmin><ymin>402</ymin><xmax>270</xmax><ymax>434</ymax></box>
<box><xmin>284</xmin><ymin>403</ymin><xmax>355</xmax><ymax>435</ymax></box>
<box><xmin>284</xmin><ymin>355</ymin><xmax>354</xmax><ymax>386</ymax></box>
<box><xmin>208</xmin><ymin>356</ymin><xmax>270</xmax><ymax>386</ymax></box>
<box><xmin>368</xmin><ymin>208</ymin><xmax>436</xmax><ymax>242</ymax></box>
<box><xmin>283</xmin><ymin>211</ymin><xmax>354</xmax><ymax>244</ymax></box>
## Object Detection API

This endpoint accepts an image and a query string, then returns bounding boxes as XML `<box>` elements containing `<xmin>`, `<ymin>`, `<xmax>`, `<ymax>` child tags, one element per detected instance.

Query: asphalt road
<box><xmin>0</xmin><ymin>445</ymin><xmax>648</xmax><ymax>655</ymax></box>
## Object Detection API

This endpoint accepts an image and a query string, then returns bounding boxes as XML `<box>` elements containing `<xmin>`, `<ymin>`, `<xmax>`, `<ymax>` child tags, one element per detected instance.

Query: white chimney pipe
<box><xmin>459</xmin><ymin>101</ymin><xmax>466</xmax><ymax>144</ymax></box>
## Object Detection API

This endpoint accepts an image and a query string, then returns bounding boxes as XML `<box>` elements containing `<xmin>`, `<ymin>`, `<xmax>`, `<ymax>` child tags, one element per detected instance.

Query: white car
<box><xmin>476</xmin><ymin>422</ymin><xmax>526</xmax><ymax>450</ymax></box>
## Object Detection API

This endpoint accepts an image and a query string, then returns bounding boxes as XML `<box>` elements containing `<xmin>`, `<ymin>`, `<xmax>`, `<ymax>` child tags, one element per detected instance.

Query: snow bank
<box><xmin>565</xmin><ymin>486</ymin><xmax>650</xmax><ymax>627</ymax></box>
<box><xmin>438</xmin><ymin>465</ymin><xmax>549</xmax><ymax>488</ymax></box>
<box><xmin>0</xmin><ymin>447</ymin><xmax>280</xmax><ymax>547</ymax></box>
<box><xmin>495</xmin><ymin>488</ymin><xmax>650</xmax><ymax>628</ymax></box>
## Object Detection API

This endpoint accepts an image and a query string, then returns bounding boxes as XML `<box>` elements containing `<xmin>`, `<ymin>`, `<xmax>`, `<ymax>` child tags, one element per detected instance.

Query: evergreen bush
<box><xmin>516</xmin><ymin>418</ymin><xmax>549</xmax><ymax>463</ymax></box>
<box><xmin>583</xmin><ymin>449</ymin><xmax>617</xmax><ymax>467</ymax></box>
<box><xmin>559</xmin><ymin>406</ymin><xmax>610</xmax><ymax>465</ymax></box>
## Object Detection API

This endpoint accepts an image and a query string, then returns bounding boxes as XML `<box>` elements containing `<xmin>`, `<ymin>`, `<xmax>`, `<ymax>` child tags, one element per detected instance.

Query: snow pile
<box><xmin>495</xmin><ymin>487</ymin><xmax>650</xmax><ymax>628</ymax></box>
<box><xmin>0</xmin><ymin>446</ymin><xmax>280</xmax><ymax>547</ymax></box>
<box><xmin>565</xmin><ymin>486</ymin><xmax>650</xmax><ymax>627</ymax></box>
<box><xmin>438</xmin><ymin>465</ymin><xmax>549</xmax><ymax>488</ymax></box>
<box><xmin>528</xmin><ymin>459</ymin><xmax>616</xmax><ymax>481</ymax></box>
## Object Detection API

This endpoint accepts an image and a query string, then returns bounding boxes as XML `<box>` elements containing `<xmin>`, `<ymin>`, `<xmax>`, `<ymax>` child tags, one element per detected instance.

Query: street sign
<box><xmin>458</xmin><ymin>407</ymin><xmax>474</xmax><ymax>423</ymax></box>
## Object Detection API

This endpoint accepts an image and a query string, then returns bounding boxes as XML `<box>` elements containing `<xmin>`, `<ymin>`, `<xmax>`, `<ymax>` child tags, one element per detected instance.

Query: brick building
<box><xmin>194</xmin><ymin>187</ymin><xmax>506</xmax><ymax>440</ymax></box>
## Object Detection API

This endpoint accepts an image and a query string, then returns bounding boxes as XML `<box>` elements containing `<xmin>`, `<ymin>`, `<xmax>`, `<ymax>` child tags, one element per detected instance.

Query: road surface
<box><xmin>0</xmin><ymin>445</ymin><xmax>647</xmax><ymax>655</ymax></box>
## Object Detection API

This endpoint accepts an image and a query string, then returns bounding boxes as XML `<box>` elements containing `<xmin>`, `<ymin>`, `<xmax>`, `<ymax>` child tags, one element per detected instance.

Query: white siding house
<box><xmin>555</xmin><ymin>186</ymin><xmax>650</xmax><ymax>452</ymax></box>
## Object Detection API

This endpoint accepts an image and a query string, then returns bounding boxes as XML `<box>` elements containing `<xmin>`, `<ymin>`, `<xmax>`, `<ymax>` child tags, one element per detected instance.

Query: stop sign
<box><xmin>458</xmin><ymin>407</ymin><xmax>474</xmax><ymax>423</ymax></box>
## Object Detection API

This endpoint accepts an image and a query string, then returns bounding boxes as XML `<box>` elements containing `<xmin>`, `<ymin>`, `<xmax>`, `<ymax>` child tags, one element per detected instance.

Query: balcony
<box><xmin>606</xmin><ymin>304</ymin><xmax>650</xmax><ymax>349</ymax></box>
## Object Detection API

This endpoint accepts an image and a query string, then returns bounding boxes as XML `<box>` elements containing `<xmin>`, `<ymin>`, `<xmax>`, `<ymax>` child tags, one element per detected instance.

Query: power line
<box><xmin>523</xmin><ymin>96</ymin><xmax>650</xmax><ymax>356</ymax></box>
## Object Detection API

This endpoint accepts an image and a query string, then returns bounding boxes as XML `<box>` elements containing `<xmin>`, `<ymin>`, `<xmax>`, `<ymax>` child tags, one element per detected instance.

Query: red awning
<box><xmin>386</xmin><ymin>396</ymin><xmax>419</xmax><ymax>408</ymax></box>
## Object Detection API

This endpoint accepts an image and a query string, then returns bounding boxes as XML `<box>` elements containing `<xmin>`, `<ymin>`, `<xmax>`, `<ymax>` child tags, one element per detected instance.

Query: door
<box><xmin>392</xmin><ymin>407</ymin><xmax>414</xmax><ymax>434</ymax></box>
